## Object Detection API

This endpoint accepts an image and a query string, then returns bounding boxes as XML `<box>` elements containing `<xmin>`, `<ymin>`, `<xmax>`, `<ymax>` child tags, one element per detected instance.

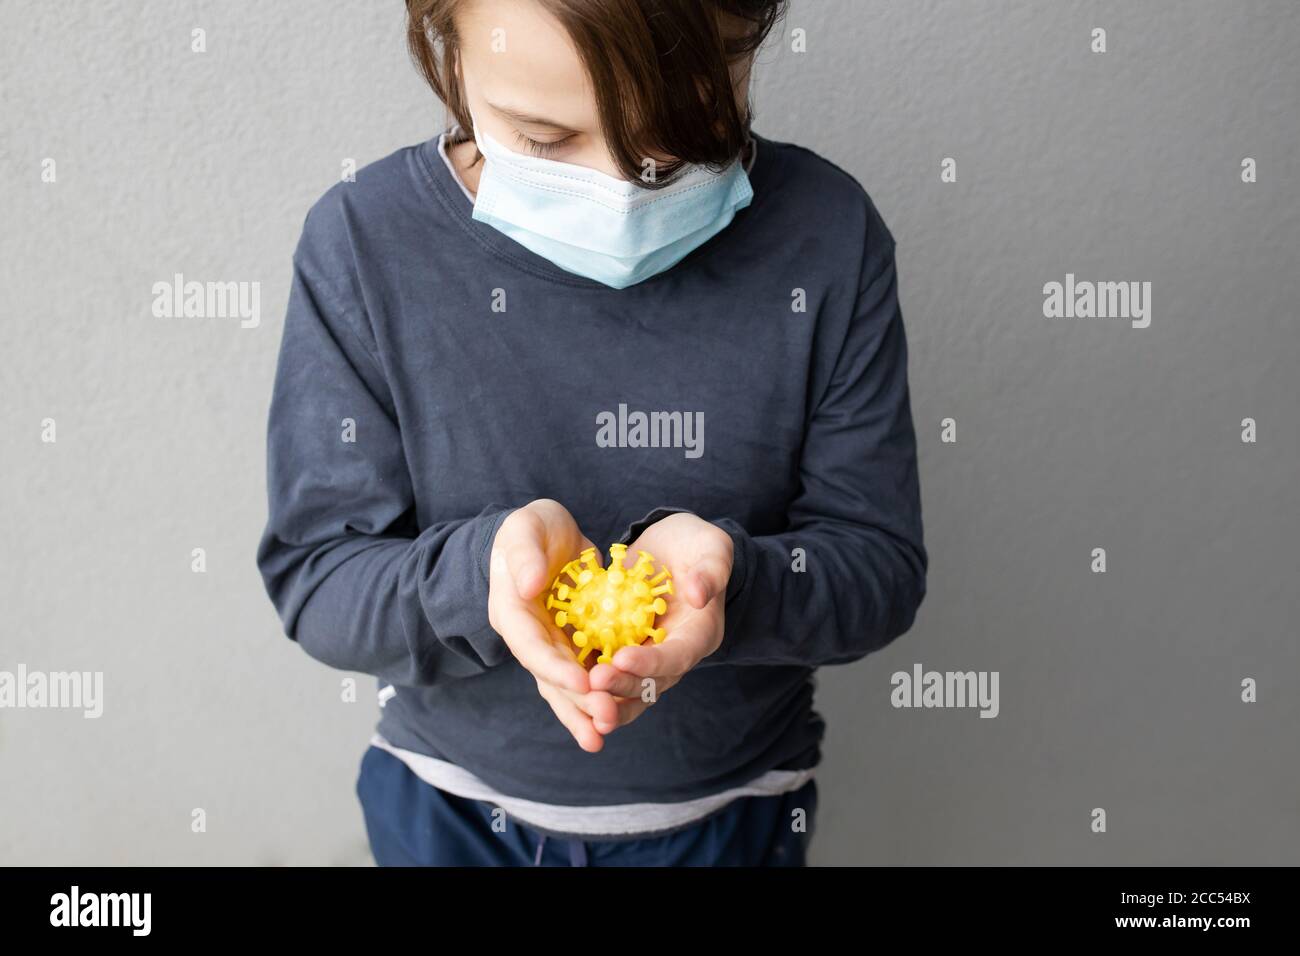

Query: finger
<box><xmin>612</xmin><ymin>612</ymin><xmax>713</xmax><ymax>677</ymax></box>
<box><xmin>588</xmin><ymin>662</ymin><xmax>644</xmax><ymax>698</ymax></box>
<box><xmin>537</xmin><ymin>681</ymin><xmax>604</xmax><ymax>753</ymax></box>
<box><xmin>495</xmin><ymin>600</ymin><xmax>590</xmax><ymax>694</ymax></box>
<box><xmin>629</xmin><ymin>673</ymin><xmax>679</xmax><ymax>706</ymax></box>
<box><xmin>613</xmin><ymin>696</ymin><xmax>651</xmax><ymax>728</ymax></box>
<box><xmin>532</xmin><ymin>502</ymin><xmax>598</xmax><ymax>577</ymax></box>
<box><xmin>500</xmin><ymin>510</ymin><xmax>550</xmax><ymax>599</ymax></box>
<box><xmin>556</xmin><ymin>686</ymin><xmax>620</xmax><ymax>733</ymax></box>
<box><xmin>610</xmin><ymin>674</ymin><xmax>680</xmax><ymax>728</ymax></box>
<box><xmin>589</xmin><ymin>664</ymin><xmax>680</xmax><ymax>703</ymax></box>
<box><xmin>682</xmin><ymin>555</ymin><xmax>731</xmax><ymax>609</ymax></box>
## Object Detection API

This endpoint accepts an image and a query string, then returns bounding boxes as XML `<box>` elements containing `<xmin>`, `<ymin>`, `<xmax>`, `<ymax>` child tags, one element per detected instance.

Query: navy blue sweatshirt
<box><xmin>256</xmin><ymin>132</ymin><xmax>926</xmax><ymax>805</ymax></box>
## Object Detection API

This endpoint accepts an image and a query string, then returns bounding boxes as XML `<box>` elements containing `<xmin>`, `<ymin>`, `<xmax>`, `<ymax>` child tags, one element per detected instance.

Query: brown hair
<box><xmin>405</xmin><ymin>0</ymin><xmax>786</xmax><ymax>187</ymax></box>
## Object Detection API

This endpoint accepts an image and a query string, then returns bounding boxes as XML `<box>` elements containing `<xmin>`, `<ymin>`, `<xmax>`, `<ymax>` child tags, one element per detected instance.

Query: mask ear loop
<box><xmin>741</xmin><ymin>134</ymin><xmax>757</xmax><ymax>175</ymax></box>
<box><xmin>440</xmin><ymin>119</ymin><xmax>482</xmax><ymax>203</ymax></box>
<box><xmin>447</xmin><ymin>109</ymin><xmax>483</xmax><ymax>170</ymax></box>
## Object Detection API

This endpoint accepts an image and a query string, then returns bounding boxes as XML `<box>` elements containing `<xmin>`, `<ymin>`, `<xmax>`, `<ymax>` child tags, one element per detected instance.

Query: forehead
<box><xmin>455</xmin><ymin>0</ymin><xmax>597</xmax><ymax>127</ymax></box>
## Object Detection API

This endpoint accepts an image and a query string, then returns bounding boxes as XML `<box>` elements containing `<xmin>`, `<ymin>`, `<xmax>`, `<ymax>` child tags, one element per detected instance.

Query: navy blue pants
<box><xmin>356</xmin><ymin>746</ymin><xmax>817</xmax><ymax>867</ymax></box>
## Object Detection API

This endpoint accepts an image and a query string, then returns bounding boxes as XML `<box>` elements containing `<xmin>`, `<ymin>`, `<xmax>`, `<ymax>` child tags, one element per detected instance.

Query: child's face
<box><xmin>453</xmin><ymin>0</ymin><xmax>753</xmax><ymax>178</ymax></box>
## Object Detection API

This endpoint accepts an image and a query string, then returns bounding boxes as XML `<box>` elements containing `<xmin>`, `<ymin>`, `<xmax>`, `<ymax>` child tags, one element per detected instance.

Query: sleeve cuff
<box><xmin>615</xmin><ymin>506</ymin><xmax>694</xmax><ymax>547</ymax></box>
<box><xmin>712</xmin><ymin>517</ymin><xmax>752</xmax><ymax>605</ymax></box>
<box><xmin>474</xmin><ymin>506</ymin><xmax>517</xmax><ymax>585</ymax></box>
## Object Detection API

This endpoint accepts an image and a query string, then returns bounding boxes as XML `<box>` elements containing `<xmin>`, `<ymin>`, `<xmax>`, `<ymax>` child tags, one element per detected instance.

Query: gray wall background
<box><xmin>2</xmin><ymin>0</ymin><xmax>1296</xmax><ymax>865</ymax></box>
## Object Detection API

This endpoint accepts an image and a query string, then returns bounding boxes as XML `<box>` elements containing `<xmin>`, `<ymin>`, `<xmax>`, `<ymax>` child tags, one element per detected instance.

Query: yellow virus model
<box><xmin>545</xmin><ymin>544</ymin><xmax>674</xmax><ymax>665</ymax></box>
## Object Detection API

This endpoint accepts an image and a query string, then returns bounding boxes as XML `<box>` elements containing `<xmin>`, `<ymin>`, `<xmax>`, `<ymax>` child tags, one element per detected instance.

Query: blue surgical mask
<box><xmin>469</xmin><ymin>121</ymin><xmax>753</xmax><ymax>289</ymax></box>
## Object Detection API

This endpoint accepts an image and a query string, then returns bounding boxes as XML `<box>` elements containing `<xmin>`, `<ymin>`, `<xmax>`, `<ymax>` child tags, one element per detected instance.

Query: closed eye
<box><xmin>513</xmin><ymin>130</ymin><xmax>574</xmax><ymax>158</ymax></box>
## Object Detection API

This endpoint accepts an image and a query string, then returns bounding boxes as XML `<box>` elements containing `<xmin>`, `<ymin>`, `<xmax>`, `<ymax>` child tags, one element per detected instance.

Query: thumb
<box><xmin>684</xmin><ymin>556</ymin><xmax>729</xmax><ymax>608</ymax></box>
<box><xmin>503</xmin><ymin>517</ymin><xmax>549</xmax><ymax>599</ymax></box>
<box><xmin>511</xmin><ymin>550</ymin><xmax>548</xmax><ymax>599</ymax></box>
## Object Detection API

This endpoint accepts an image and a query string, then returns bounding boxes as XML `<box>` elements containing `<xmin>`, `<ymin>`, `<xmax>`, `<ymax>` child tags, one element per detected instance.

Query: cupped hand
<box><xmin>587</xmin><ymin>512</ymin><xmax>733</xmax><ymax>729</ymax></box>
<box><xmin>488</xmin><ymin>499</ymin><xmax>622</xmax><ymax>751</ymax></box>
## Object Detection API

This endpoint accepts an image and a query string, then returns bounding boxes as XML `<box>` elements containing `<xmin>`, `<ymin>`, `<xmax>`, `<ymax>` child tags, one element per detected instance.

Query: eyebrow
<box><xmin>487</xmin><ymin>102</ymin><xmax>578</xmax><ymax>132</ymax></box>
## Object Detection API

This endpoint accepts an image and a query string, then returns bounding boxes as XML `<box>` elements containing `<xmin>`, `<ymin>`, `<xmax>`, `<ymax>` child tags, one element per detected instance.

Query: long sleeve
<box><xmin>624</xmin><ymin>242</ymin><xmax>927</xmax><ymax>668</ymax></box>
<box><xmin>256</xmin><ymin>242</ymin><xmax>512</xmax><ymax>687</ymax></box>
